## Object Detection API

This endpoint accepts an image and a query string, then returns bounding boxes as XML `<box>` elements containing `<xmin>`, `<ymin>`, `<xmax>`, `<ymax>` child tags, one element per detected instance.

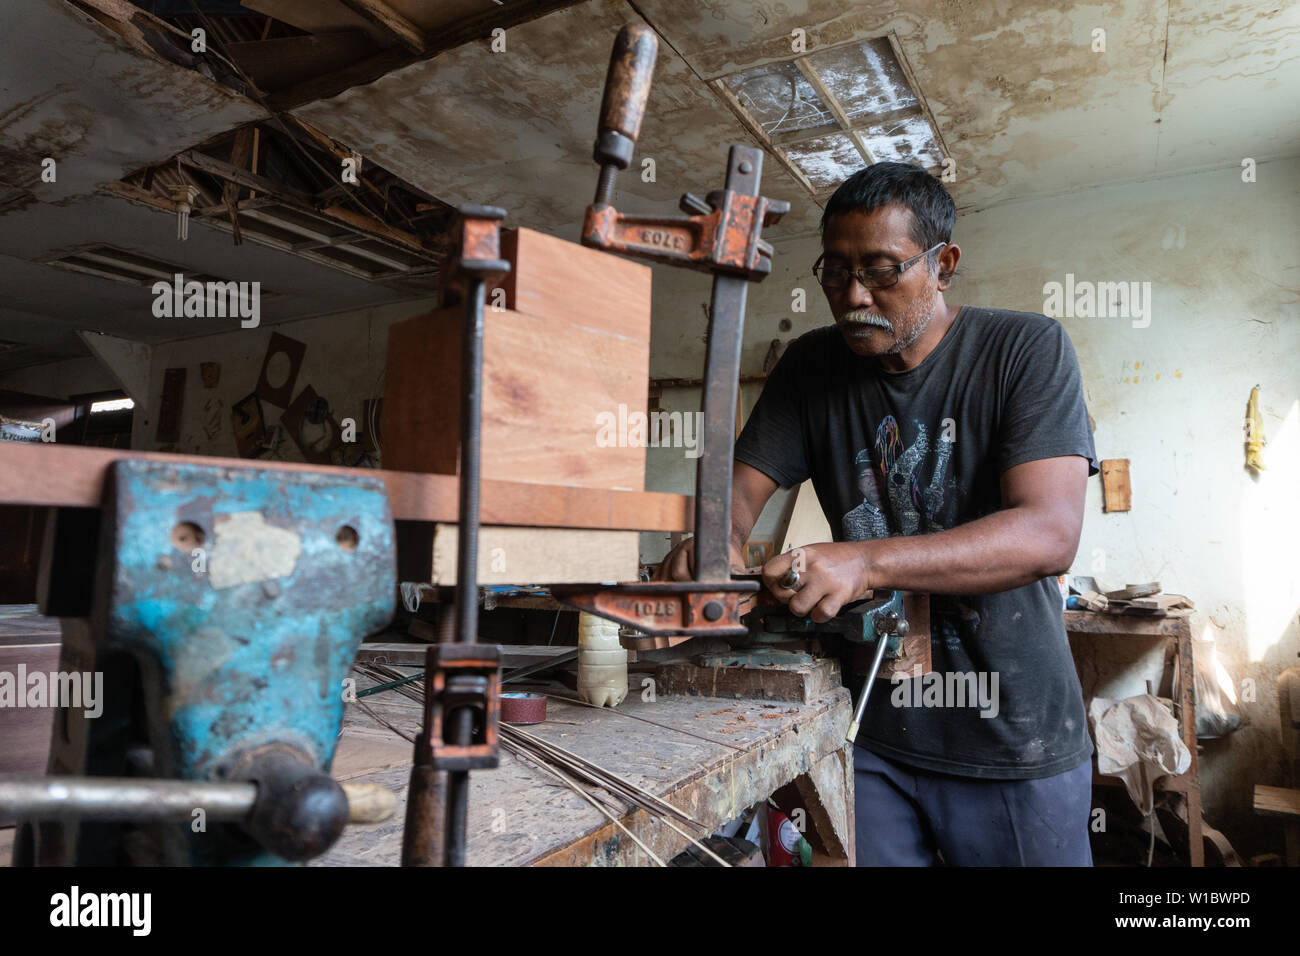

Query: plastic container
<box><xmin>576</xmin><ymin>612</ymin><xmax>628</xmax><ymax>708</ymax></box>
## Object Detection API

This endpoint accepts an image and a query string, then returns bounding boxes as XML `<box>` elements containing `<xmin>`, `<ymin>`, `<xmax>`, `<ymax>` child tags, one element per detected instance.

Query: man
<box><xmin>658</xmin><ymin>162</ymin><xmax>1098</xmax><ymax>866</ymax></box>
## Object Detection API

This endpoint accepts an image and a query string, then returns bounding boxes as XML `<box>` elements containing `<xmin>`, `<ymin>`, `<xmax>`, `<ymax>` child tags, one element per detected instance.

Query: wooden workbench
<box><xmin>320</xmin><ymin>672</ymin><xmax>855</xmax><ymax>867</ymax></box>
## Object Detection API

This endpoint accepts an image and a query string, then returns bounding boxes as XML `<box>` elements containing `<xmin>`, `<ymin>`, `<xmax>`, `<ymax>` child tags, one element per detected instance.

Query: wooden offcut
<box><xmin>778</xmin><ymin>479</ymin><xmax>832</xmax><ymax>551</ymax></box>
<box><xmin>1100</xmin><ymin>458</ymin><xmax>1131</xmax><ymax>512</ymax></box>
<box><xmin>382</xmin><ymin>228</ymin><xmax>651</xmax><ymax>492</ymax></box>
<box><xmin>1253</xmin><ymin>785</ymin><xmax>1300</xmax><ymax>821</ymax></box>
<box><xmin>427</xmin><ymin>524</ymin><xmax>639</xmax><ymax>586</ymax></box>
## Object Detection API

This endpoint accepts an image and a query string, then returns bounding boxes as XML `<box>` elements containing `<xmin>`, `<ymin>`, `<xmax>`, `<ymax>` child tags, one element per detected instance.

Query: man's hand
<box><xmin>654</xmin><ymin>537</ymin><xmax>747</xmax><ymax>582</ymax></box>
<box><xmin>761</xmin><ymin>543</ymin><xmax>873</xmax><ymax>623</ymax></box>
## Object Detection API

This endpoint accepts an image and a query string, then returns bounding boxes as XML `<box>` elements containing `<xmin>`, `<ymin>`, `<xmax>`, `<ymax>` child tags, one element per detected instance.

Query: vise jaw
<box><xmin>18</xmin><ymin>459</ymin><xmax>395</xmax><ymax>866</ymax></box>
<box><xmin>740</xmin><ymin>588</ymin><xmax>910</xmax><ymax>656</ymax></box>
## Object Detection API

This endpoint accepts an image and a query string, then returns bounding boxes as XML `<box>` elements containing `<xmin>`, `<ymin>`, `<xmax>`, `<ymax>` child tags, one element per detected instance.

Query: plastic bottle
<box><xmin>576</xmin><ymin>612</ymin><xmax>628</xmax><ymax>708</ymax></box>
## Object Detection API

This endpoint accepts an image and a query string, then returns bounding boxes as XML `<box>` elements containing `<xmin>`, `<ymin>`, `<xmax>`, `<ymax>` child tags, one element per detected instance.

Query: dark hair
<box><xmin>820</xmin><ymin>162</ymin><xmax>955</xmax><ymax>260</ymax></box>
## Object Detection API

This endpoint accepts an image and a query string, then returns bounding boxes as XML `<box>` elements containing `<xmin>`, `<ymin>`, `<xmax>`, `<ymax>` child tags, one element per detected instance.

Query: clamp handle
<box><xmin>593</xmin><ymin>23</ymin><xmax>659</xmax><ymax>201</ymax></box>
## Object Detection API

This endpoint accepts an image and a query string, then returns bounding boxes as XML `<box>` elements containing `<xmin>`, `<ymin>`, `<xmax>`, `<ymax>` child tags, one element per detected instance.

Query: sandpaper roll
<box><xmin>501</xmin><ymin>692</ymin><xmax>546</xmax><ymax>724</ymax></box>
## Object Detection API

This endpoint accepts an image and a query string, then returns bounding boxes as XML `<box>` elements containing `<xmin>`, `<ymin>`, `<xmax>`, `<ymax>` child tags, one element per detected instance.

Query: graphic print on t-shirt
<box><xmin>842</xmin><ymin>414</ymin><xmax>954</xmax><ymax>540</ymax></box>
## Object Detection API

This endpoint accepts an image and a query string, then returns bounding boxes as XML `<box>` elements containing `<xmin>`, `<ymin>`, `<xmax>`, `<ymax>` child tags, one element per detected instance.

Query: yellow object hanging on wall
<box><xmin>1245</xmin><ymin>385</ymin><xmax>1266</xmax><ymax>472</ymax></box>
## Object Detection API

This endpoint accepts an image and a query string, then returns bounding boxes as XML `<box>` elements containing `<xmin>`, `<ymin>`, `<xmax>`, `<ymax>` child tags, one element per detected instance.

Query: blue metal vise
<box><xmin>739</xmin><ymin>588</ymin><xmax>910</xmax><ymax>655</ymax></box>
<box><xmin>17</xmin><ymin>459</ymin><xmax>395</xmax><ymax>865</ymax></box>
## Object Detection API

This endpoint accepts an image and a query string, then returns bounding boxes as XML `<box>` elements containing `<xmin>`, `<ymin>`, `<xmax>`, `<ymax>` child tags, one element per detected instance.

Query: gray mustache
<box><xmin>841</xmin><ymin>309</ymin><xmax>892</xmax><ymax>330</ymax></box>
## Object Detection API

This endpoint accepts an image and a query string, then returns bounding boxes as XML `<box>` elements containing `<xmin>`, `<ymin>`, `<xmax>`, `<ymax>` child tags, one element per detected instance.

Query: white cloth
<box><xmin>1088</xmin><ymin>694</ymin><xmax>1191</xmax><ymax>814</ymax></box>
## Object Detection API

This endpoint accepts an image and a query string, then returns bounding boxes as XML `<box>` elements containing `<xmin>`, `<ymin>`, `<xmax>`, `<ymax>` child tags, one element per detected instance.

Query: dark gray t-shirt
<box><xmin>735</xmin><ymin>307</ymin><xmax>1098</xmax><ymax>779</ymax></box>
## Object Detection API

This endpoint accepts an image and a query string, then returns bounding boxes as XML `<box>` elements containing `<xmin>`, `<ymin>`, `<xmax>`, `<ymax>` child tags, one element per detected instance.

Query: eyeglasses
<box><xmin>812</xmin><ymin>242</ymin><xmax>947</xmax><ymax>291</ymax></box>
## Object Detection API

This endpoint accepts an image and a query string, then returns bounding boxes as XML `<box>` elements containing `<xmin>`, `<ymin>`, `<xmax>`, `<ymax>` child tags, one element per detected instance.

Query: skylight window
<box><xmin>715</xmin><ymin>36</ymin><xmax>946</xmax><ymax>198</ymax></box>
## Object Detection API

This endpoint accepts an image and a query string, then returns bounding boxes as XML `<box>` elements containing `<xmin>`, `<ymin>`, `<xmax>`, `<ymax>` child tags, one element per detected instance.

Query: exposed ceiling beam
<box><xmin>336</xmin><ymin>0</ymin><xmax>426</xmax><ymax>54</ymax></box>
<box><xmin>266</xmin><ymin>0</ymin><xmax>587</xmax><ymax>111</ymax></box>
<box><xmin>178</xmin><ymin>149</ymin><xmax>315</xmax><ymax>205</ymax></box>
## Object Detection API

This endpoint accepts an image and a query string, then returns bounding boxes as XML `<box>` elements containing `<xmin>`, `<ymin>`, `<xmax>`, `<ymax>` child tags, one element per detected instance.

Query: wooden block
<box><xmin>429</xmin><ymin>524</ymin><xmax>639</xmax><ymax>585</ymax></box>
<box><xmin>656</xmin><ymin>654</ymin><xmax>841</xmax><ymax>703</ymax></box>
<box><xmin>383</xmin><ymin>229</ymin><xmax>652</xmax><ymax>491</ymax></box>
<box><xmin>779</xmin><ymin>480</ymin><xmax>832</xmax><ymax>551</ymax></box>
<box><xmin>1076</xmin><ymin>590</ymin><xmax>1108</xmax><ymax>611</ymax></box>
<box><xmin>1132</xmin><ymin>593</ymin><xmax>1193</xmax><ymax>611</ymax></box>
<box><xmin>1100</xmin><ymin>458</ymin><xmax>1131</xmax><ymax>512</ymax></box>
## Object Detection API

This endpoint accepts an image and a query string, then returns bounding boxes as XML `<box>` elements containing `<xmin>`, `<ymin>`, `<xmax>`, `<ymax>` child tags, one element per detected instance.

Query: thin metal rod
<box><xmin>846</xmin><ymin>635</ymin><xmax>892</xmax><ymax>744</ymax></box>
<box><xmin>505</xmin><ymin>739</ymin><xmax>666</xmax><ymax>866</ymax></box>
<box><xmin>0</xmin><ymin>776</ymin><xmax>256</xmax><ymax>822</ymax></box>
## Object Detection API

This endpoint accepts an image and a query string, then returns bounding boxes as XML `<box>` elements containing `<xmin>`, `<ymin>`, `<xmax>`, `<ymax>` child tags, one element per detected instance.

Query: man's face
<box><xmin>820</xmin><ymin>204</ymin><xmax>941</xmax><ymax>358</ymax></box>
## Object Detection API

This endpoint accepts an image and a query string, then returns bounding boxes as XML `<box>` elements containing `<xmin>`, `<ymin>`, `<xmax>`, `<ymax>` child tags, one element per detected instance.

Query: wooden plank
<box><xmin>1254</xmin><ymin>785</ymin><xmax>1300</xmax><ymax>820</ymax></box>
<box><xmin>383</xmin><ymin>229</ymin><xmax>651</xmax><ymax>492</ymax></box>
<box><xmin>428</xmin><ymin>525</ymin><xmax>638</xmax><ymax>586</ymax></box>
<box><xmin>179</xmin><ymin>150</ymin><xmax>315</xmax><ymax>206</ymax></box>
<box><xmin>241</xmin><ymin>0</ymin><xmax>389</xmax><ymax>43</ymax></box>
<box><xmin>337</xmin><ymin>0</ymin><xmax>426</xmax><ymax>53</ymax></box>
<box><xmin>0</xmin><ymin>443</ymin><xmax>693</xmax><ymax>531</ymax></box>
<box><xmin>319</xmin><ymin>203</ymin><xmax>428</xmax><ymax>255</ymax></box>
<box><xmin>1100</xmin><ymin>458</ymin><xmax>1131</xmax><ymax>512</ymax></box>
<box><xmin>1063</xmin><ymin>608</ymin><xmax>1189</xmax><ymax>637</ymax></box>
<box><xmin>226</xmin><ymin>32</ymin><xmax>379</xmax><ymax>92</ymax></box>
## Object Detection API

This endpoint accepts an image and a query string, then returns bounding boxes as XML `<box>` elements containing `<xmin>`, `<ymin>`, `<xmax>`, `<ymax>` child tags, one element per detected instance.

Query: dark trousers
<box><xmin>852</xmin><ymin>745</ymin><xmax>1094</xmax><ymax>866</ymax></box>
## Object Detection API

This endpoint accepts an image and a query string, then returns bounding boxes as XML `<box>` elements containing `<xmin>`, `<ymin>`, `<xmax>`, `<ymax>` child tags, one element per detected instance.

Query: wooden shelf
<box><xmin>1066</xmin><ymin>610</ymin><xmax>1203</xmax><ymax>866</ymax></box>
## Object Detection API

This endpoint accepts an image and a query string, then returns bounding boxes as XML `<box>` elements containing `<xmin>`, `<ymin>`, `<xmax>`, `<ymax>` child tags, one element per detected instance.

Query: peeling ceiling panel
<box><xmin>291</xmin><ymin>0</ymin><xmax>824</xmax><ymax>240</ymax></box>
<box><xmin>635</xmin><ymin>0</ymin><xmax>1300</xmax><ymax>213</ymax></box>
<box><xmin>0</xmin><ymin>1</ymin><xmax>266</xmax><ymax>202</ymax></box>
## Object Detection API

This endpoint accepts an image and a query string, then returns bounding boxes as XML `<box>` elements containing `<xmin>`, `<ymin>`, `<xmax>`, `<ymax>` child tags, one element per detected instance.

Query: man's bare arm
<box><xmin>868</xmin><ymin>455</ymin><xmax>1089</xmax><ymax>593</ymax></box>
<box><xmin>656</xmin><ymin>461</ymin><xmax>779</xmax><ymax>580</ymax></box>
<box><xmin>763</xmin><ymin>456</ymin><xmax>1089</xmax><ymax>620</ymax></box>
